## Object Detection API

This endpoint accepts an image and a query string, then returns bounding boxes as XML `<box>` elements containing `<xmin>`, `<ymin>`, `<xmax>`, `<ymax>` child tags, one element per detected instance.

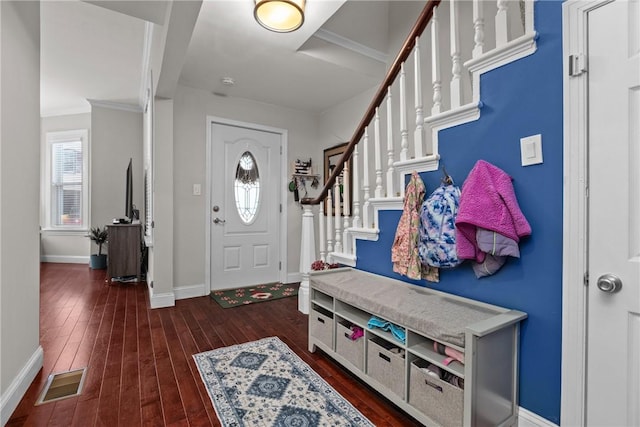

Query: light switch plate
<box><xmin>193</xmin><ymin>183</ymin><xmax>201</xmax><ymax>196</ymax></box>
<box><xmin>520</xmin><ymin>134</ymin><xmax>543</xmax><ymax>166</ymax></box>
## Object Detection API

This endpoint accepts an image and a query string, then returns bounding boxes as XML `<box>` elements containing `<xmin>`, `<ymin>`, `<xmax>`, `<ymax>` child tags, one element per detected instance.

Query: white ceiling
<box><xmin>41</xmin><ymin>0</ymin><xmax>412</xmax><ymax>117</ymax></box>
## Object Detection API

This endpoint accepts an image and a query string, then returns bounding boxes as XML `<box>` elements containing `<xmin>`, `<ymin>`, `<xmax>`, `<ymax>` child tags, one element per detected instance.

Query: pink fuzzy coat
<box><xmin>455</xmin><ymin>160</ymin><xmax>531</xmax><ymax>262</ymax></box>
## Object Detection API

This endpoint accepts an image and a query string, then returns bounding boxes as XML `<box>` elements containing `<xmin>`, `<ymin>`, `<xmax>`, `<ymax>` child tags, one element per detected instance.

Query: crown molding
<box><xmin>41</xmin><ymin>105</ymin><xmax>92</xmax><ymax>118</ymax></box>
<box><xmin>86</xmin><ymin>99</ymin><xmax>143</xmax><ymax>113</ymax></box>
<box><xmin>313</xmin><ymin>28</ymin><xmax>388</xmax><ymax>64</ymax></box>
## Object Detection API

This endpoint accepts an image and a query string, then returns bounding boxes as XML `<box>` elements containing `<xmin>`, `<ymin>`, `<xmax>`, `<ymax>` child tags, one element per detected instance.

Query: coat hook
<box><xmin>441</xmin><ymin>166</ymin><xmax>453</xmax><ymax>185</ymax></box>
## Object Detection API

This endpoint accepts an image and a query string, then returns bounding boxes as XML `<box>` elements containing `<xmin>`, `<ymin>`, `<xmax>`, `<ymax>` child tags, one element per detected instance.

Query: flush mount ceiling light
<box><xmin>254</xmin><ymin>0</ymin><xmax>305</xmax><ymax>33</ymax></box>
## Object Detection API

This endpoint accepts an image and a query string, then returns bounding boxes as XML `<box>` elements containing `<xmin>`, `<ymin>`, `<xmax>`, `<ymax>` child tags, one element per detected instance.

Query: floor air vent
<box><xmin>36</xmin><ymin>367</ymin><xmax>86</xmax><ymax>405</ymax></box>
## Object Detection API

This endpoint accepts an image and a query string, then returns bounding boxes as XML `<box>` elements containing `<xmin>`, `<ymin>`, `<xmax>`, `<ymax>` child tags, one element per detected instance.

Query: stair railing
<box><xmin>297</xmin><ymin>0</ymin><xmax>536</xmax><ymax>314</ymax></box>
<box><xmin>300</xmin><ymin>0</ymin><xmax>442</xmax><ymax>208</ymax></box>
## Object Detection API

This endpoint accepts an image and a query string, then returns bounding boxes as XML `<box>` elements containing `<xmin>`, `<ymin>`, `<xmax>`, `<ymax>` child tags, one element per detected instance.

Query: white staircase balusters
<box><xmin>362</xmin><ymin>127</ymin><xmax>372</xmax><ymax>228</ymax></box>
<box><xmin>399</xmin><ymin>63</ymin><xmax>409</xmax><ymax>162</ymax></box>
<box><xmin>326</xmin><ymin>189</ymin><xmax>334</xmax><ymax>254</ymax></box>
<box><xmin>496</xmin><ymin>0</ymin><xmax>509</xmax><ymax>47</ymax></box>
<box><xmin>414</xmin><ymin>37</ymin><xmax>425</xmax><ymax>158</ymax></box>
<box><xmin>342</xmin><ymin>156</ymin><xmax>350</xmax><ymax>218</ymax></box>
<box><xmin>342</xmin><ymin>159</ymin><xmax>352</xmax><ymax>255</ymax></box>
<box><xmin>472</xmin><ymin>0</ymin><xmax>485</xmax><ymax>58</ymax></box>
<box><xmin>318</xmin><ymin>202</ymin><xmax>326</xmax><ymax>262</ymax></box>
<box><xmin>431</xmin><ymin>6</ymin><xmax>442</xmax><ymax>115</ymax></box>
<box><xmin>450</xmin><ymin>0</ymin><xmax>462</xmax><ymax>109</ymax></box>
<box><xmin>524</xmin><ymin>0</ymin><xmax>534</xmax><ymax>35</ymax></box>
<box><xmin>386</xmin><ymin>88</ymin><xmax>396</xmax><ymax>197</ymax></box>
<box><xmin>352</xmin><ymin>141</ymin><xmax>361</xmax><ymax>229</ymax></box>
<box><xmin>374</xmin><ymin>107</ymin><xmax>384</xmax><ymax>199</ymax></box>
<box><xmin>301</xmin><ymin>0</ymin><xmax>539</xmax><ymax>313</ymax></box>
<box><xmin>334</xmin><ymin>180</ymin><xmax>343</xmax><ymax>253</ymax></box>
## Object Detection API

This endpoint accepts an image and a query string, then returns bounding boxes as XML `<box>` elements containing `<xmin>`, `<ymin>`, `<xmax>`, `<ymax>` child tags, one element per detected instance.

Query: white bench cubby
<box><xmin>308</xmin><ymin>268</ymin><xmax>527</xmax><ymax>427</ymax></box>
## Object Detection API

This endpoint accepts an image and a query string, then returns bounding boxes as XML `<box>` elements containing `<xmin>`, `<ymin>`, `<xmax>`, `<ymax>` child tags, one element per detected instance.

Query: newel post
<box><xmin>299</xmin><ymin>204</ymin><xmax>316</xmax><ymax>314</ymax></box>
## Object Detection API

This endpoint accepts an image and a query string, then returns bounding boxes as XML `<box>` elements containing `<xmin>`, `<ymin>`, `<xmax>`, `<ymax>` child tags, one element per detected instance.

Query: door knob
<box><xmin>596</xmin><ymin>273</ymin><xmax>622</xmax><ymax>293</ymax></box>
<box><xmin>213</xmin><ymin>217</ymin><xmax>226</xmax><ymax>224</ymax></box>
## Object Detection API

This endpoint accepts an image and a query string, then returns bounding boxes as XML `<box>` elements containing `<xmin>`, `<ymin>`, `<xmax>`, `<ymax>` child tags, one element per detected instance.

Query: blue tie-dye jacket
<box><xmin>418</xmin><ymin>184</ymin><xmax>463</xmax><ymax>268</ymax></box>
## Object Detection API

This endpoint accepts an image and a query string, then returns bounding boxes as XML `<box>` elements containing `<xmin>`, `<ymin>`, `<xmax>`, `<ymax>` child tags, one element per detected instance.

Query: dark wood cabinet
<box><xmin>107</xmin><ymin>224</ymin><xmax>141</xmax><ymax>281</ymax></box>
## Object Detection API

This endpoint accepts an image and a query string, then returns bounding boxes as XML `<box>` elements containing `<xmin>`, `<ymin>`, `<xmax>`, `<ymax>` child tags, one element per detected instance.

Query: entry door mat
<box><xmin>210</xmin><ymin>283</ymin><xmax>298</xmax><ymax>308</ymax></box>
<box><xmin>193</xmin><ymin>337</ymin><xmax>373</xmax><ymax>427</ymax></box>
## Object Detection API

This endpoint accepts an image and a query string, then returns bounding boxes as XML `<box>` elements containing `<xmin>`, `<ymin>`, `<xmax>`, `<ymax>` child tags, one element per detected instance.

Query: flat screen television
<box><xmin>125</xmin><ymin>158</ymin><xmax>133</xmax><ymax>222</ymax></box>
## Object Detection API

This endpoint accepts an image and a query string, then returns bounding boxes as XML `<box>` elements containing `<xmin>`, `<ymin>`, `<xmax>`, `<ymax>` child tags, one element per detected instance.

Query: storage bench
<box><xmin>308</xmin><ymin>268</ymin><xmax>527</xmax><ymax>427</ymax></box>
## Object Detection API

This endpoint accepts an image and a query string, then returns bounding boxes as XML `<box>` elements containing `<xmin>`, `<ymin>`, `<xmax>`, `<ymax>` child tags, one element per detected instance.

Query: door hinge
<box><xmin>279</xmin><ymin>261</ymin><xmax>282</xmax><ymax>271</ymax></box>
<box><xmin>280</xmin><ymin>204</ymin><xmax>282</xmax><ymax>213</ymax></box>
<box><xmin>280</xmin><ymin>146</ymin><xmax>283</xmax><ymax>155</ymax></box>
<box><xmin>569</xmin><ymin>54</ymin><xmax>587</xmax><ymax>77</ymax></box>
<box><xmin>151</xmin><ymin>221</ymin><xmax>155</xmax><ymax>228</ymax></box>
<box><xmin>583</xmin><ymin>272</ymin><xmax>589</xmax><ymax>287</ymax></box>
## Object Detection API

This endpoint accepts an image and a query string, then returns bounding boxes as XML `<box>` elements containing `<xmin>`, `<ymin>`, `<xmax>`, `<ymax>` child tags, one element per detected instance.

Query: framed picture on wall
<box><xmin>323</xmin><ymin>142</ymin><xmax>353</xmax><ymax>216</ymax></box>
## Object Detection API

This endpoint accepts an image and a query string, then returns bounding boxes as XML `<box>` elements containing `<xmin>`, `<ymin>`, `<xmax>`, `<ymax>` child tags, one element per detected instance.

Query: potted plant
<box><xmin>88</xmin><ymin>226</ymin><xmax>108</xmax><ymax>269</ymax></box>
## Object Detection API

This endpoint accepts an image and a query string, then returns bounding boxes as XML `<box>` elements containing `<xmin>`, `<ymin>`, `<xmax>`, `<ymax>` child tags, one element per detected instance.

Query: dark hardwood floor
<box><xmin>7</xmin><ymin>263</ymin><xmax>420</xmax><ymax>426</ymax></box>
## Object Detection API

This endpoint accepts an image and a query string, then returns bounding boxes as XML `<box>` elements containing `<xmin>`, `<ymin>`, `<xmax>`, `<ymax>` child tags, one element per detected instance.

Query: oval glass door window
<box><xmin>234</xmin><ymin>151</ymin><xmax>261</xmax><ymax>224</ymax></box>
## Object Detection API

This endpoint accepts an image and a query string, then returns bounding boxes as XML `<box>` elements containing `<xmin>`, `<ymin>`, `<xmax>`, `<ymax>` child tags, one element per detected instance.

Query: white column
<box><xmin>450</xmin><ymin>0</ymin><xmax>462</xmax><ymax>109</ymax></box>
<box><xmin>386</xmin><ymin>88</ymin><xmax>396</xmax><ymax>197</ymax></box>
<box><xmin>399</xmin><ymin>62</ymin><xmax>409</xmax><ymax>162</ymax></box>
<box><xmin>472</xmin><ymin>0</ymin><xmax>485</xmax><ymax>58</ymax></box>
<box><xmin>318</xmin><ymin>202</ymin><xmax>326</xmax><ymax>262</ymax></box>
<box><xmin>374</xmin><ymin>107</ymin><xmax>383</xmax><ymax>198</ymax></box>
<box><xmin>431</xmin><ymin>6</ymin><xmax>442</xmax><ymax>115</ymax></box>
<box><xmin>334</xmin><ymin>180</ymin><xmax>343</xmax><ymax>253</ymax></box>
<box><xmin>352</xmin><ymin>142</ymin><xmax>362</xmax><ymax>229</ymax></box>
<box><xmin>362</xmin><ymin>128</ymin><xmax>372</xmax><ymax>228</ymax></box>
<box><xmin>495</xmin><ymin>0</ymin><xmax>509</xmax><ymax>47</ymax></box>
<box><xmin>414</xmin><ymin>37</ymin><xmax>424</xmax><ymax>158</ymax></box>
<box><xmin>298</xmin><ymin>205</ymin><xmax>316</xmax><ymax>314</ymax></box>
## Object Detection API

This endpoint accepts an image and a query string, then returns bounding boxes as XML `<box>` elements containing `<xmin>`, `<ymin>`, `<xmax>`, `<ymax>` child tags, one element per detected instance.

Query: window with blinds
<box><xmin>45</xmin><ymin>130</ymin><xmax>89</xmax><ymax>230</ymax></box>
<box><xmin>51</xmin><ymin>140</ymin><xmax>83</xmax><ymax>226</ymax></box>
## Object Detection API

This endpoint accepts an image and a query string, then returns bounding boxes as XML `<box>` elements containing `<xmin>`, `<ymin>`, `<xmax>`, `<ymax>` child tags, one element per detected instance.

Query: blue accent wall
<box><xmin>356</xmin><ymin>1</ymin><xmax>564</xmax><ymax>423</ymax></box>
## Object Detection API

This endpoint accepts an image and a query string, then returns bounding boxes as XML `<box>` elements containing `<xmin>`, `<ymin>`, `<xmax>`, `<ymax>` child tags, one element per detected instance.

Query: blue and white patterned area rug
<box><xmin>193</xmin><ymin>337</ymin><xmax>373</xmax><ymax>427</ymax></box>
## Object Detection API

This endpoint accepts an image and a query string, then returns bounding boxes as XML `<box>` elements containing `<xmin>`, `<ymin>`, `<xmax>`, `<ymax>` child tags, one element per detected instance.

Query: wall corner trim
<box><xmin>0</xmin><ymin>346</ymin><xmax>44</xmax><ymax>425</ymax></box>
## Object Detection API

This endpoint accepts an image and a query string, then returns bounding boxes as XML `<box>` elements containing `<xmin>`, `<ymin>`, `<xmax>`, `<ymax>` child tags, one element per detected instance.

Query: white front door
<box><xmin>210</xmin><ymin>122</ymin><xmax>282</xmax><ymax>290</ymax></box>
<box><xmin>587</xmin><ymin>0</ymin><xmax>640</xmax><ymax>424</ymax></box>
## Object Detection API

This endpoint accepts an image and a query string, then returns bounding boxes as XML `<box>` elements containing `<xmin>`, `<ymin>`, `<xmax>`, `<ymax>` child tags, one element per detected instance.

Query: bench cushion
<box><xmin>310</xmin><ymin>269</ymin><xmax>501</xmax><ymax>347</ymax></box>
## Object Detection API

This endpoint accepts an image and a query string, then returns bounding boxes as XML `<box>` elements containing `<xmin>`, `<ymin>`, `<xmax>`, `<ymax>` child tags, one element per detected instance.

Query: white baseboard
<box><xmin>174</xmin><ymin>283</ymin><xmax>206</xmax><ymax>300</ymax></box>
<box><xmin>1</xmin><ymin>346</ymin><xmax>43</xmax><ymax>425</ymax></box>
<box><xmin>148</xmin><ymin>286</ymin><xmax>175</xmax><ymax>309</ymax></box>
<box><xmin>286</xmin><ymin>272</ymin><xmax>302</xmax><ymax>284</ymax></box>
<box><xmin>40</xmin><ymin>255</ymin><xmax>89</xmax><ymax>264</ymax></box>
<box><xmin>518</xmin><ymin>407</ymin><xmax>558</xmax><ymax>427</ymax></box>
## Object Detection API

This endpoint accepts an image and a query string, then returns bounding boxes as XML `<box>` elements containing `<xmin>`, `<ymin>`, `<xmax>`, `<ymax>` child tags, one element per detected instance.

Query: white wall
<box><xmin>90</xmin><ymin>106</ymin><xmax>143</xmax><ymax>230</ymax></box>
<box><xmin>40</xmin><ymin>113</ymin><xmax>91</xmax><ymax>263</ymax></box>
<box><xmin>172</xmin><ymin>84</ymin><xmax>319</xmax><ymax>289</ymax></box>
<box><xmin>0</xmin><ymin>1</ymin><xmax>43</xmax><ymax>423</ymax></box>
<box><xmin>317</xmin><ymin>87</ymin><xmax>377</xmax><ymax>168</ymax></box>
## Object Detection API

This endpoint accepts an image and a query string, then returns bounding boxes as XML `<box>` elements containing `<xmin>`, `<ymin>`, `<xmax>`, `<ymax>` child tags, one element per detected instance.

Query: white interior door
<box><xmin>210</xmin><ymin>122</ymin><xmax>281</xmax><ymax>290</ymax></box>
<box><xmin>587</xmin><ymin>1</ymin><xmax>640</xmax><ymax>424</ymax></box>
